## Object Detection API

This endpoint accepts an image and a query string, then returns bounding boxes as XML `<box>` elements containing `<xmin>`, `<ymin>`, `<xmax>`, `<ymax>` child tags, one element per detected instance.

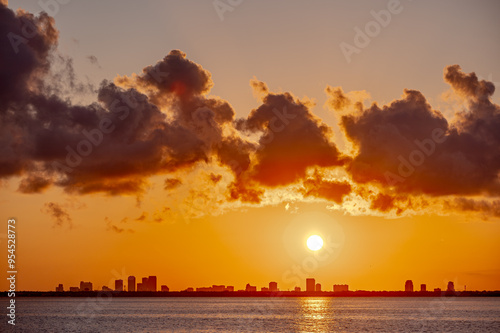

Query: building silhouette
<box><xmin>420</xmin><ymin>284</ymin><xmax>426</xmax><ymax>292</ymax></box>
<box><xmin>80</xmin><ymin>281</ymin><xmax>93</xmax><ymax>291</ymax></box>
<box><xmin>333</xmin><ymin>284</ymin><xmax>349</xmax><ymax>292</ymax></box>
<box><xmin>306</xmin><ymin>278</ymin><xmax>315</xmax><ymax>292</ymax></box>
<box><xmin>115</xmin><ymin>279</ymin><xmax>123</xmax><ymax>291</ymax></box>
<box><xmin>128</xmin><ymin>276</ymin><xmax>136</xmax><ymax>292</ymax></box>
<box><xmin>261</xmin><ymin>287</ymin><xmax>269</xmax><ymax>292</ymax></box>
<box><xmin>245</xmin><ymin>283</ymin><xmax>257</xmax><ymax>292</ymax></box>
<box><xmin>148</xmin><ymin>276</ymin><xmax>157</xmax><ymax>292</ymax></box>
<box><xmin>102</xmin><ymin>286</ymin><xmax>113</xmax><ymax>291</ymax></box>
<box><xmin>405</xmin><ymin>280</ymin><xmax>413</xmax><ymax>292</ymax></box>
<box><xmin>69</xmin><ymin>287</ymin><xmax>80</xmax><ymax>292</ymax></box>
<box><xmin>447</xmin><ymin>281</ymin><xmax>455</xmax><ymax>292</ymax></box>
<box><xmin>434</xmin><ymin>288</ymin><xmax>441</xmax><ymax>292</ymax></box>
<box><xmin>269</xmin><ymin>281</ymin><xmax>278</xmax><ymax>292</ymax></box>
<box><xmin>294</xmin><ymin>286</ymin><xmax>301</xmax><ymax>292</ymax></box>
<box><xmin>161</xmin><ymin>285</ymin><xmax>169</xmax><ymax>292</ymax></box>
<box><xmin>315</xmin><ymin>283</ymin><xmax>322</xmax><ymax>292</ymax></box>
<box><xmin>55</xmin><ymin>284</ymin><xmax>64</xmax><ymax>292</ymax></box>
<box><xmin>226</xmin><ymin>286</ymin><xmax>234</xmax><ymax>292</ymax></box>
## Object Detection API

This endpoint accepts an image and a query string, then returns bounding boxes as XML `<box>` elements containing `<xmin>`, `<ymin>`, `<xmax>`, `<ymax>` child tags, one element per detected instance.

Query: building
<box><xmin>161</xmin><ymin>285</ymin><xmax>169</xmax><ymax>292</ymax></box>
<box><xmin>128</xmin><ymin>276</ymin><xmax>136</xmax><ymax>292</ymax></box>
<box><xmin>245</xmin><ymin>283</ymin><xmax>257</xmax><ymax>292</ymax></box>
<box><xmin>226</xmin><ymin>286</ymin><xmax>234</xmax><ymax>292</ymax></box>
<box><xmin>315</xmin><ymin>283</ymin><xmax>322</xmax><ymax>292</ymax></box>
<box><xmin>447</xmin><ymin>281</ymin><xmax>455</xmax><ymax>292</ymax></box>
<box><xmin>294</xmin><ymin>287</ymin><xmax>301</xmax><ymax>292</ymax></box>
<box><xmin>102</xmin><ymin>286</ymin><xmax>113</xmax><ymax>291</ymax></box>
<box><xmin>261</xmin><ymin>287</ymin><xmax>269</xmax><ymax>292</ymax></box>
<box><xmin>137</xmin><ymin>283</ymin><xmax>144</xmax><ymax>292</ymax></box>
<box><xmin>212</xmin><ymin>285</ymin><xmax>225</xmax><ymax>292</ymax></box>
<box><xmin>405</xmin><ymin>280</ymin><xmax>413</xmax><ymax>292</ymax></box>
<box><xmin>306</xmin><ymin>278</ymin><xmax>315</xmax><ymax>292</ymax></box>
<box><xmin>148</xmin><ymin>276</ymin><xmax>157</xmax><ymax>292</ymax></box>
<box><xmin>184</xmin><ymin>287</ymin><xmax>194</xmax><ymax>292</ymax></box>
<box><xmin>420</xmin><ymin>284</ymin><xmax>426</xmax><ymax>292</ymax></box>
<box><xmin>115</xmin><ymin>279</ymin><xmax>124</xmax><ymax>291</ymax></box>
<box><xmin>55</xmin><ymin>284</ymin><xmax>64</xmax><ymax>292</ymax></box>
<box><xmin>269</xmin><ymin>281</ymin><xmax>278</xmax><ymax>292</ymax></box>
<box><xmin>80</xmin><ymin>281</ymin><xmax>93</xmax><ymax>291</ymax></box>
<box><xmin>69</xmin><ymin>287</ymin><xmax>80</xmax><ymax>292</ymax></box>
<box><xmin>333</xmin><ymin>284</ymin><xmax>349</xmax><ymax>292</ymax></box>
<box><xmin>434</xmin><ymin>288</ymin><xmax>441</xmax><ymax>293</ymax></box>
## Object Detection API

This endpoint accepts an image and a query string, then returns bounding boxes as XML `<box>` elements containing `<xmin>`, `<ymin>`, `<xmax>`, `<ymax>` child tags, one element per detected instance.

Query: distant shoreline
<box><xmin>2</xmin><ymin>291</ymin><xmax>499</xmax><ymax>297</ymax></box>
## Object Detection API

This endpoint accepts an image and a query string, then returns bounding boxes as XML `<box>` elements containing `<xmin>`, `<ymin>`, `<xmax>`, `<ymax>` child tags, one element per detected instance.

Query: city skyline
<box><xmin>1</xmin><ymin>0</ymin><xmax>500</xmax><ymax>294</ymax></box>
<box><xmin>51</xmin><ymin>276</ymin><xmax>479</xmax><ymax>294</ymax></box>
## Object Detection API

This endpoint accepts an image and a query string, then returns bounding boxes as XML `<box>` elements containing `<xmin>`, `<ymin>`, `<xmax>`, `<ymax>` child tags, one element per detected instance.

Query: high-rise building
<box><xmin>128</xmin><ymin>276</ymin><xmax>136</xmax><ymax>292</ymax></box>
<box><xmin>80</xmin><ymin>281</ymin><xmax>93</xmax><ymax>291</ymax></box>
<box><xmin>269</xmin><ymin>281</ymin><xmax>278</xmax><ymax>292</ymax></box>
<box><xmin>315</xmin><ymin>283</ymin><xmax>322</xmax><ymax>292</ymax></box>
<box><xmin>137</xmin><ymin>283</ymin><xmax>144</xmax><ymax>292</ymax></box>
<box><xmin>447</xmin><ymin>281</ymin><xmax>455</xmax><ymax>292</ymax></box>
<box><xmin>148</xmin><ymin>276</ymin><xmax>157</xmax><ymax>292</ymax></box>
<box><xmin>115</xmin><ymin>279</ymin><xmax>123</xmax><ymax>291</ymax></box>
<box><xmin>333</xmin><ymin>284</ymin><xmax>349</xmax><ymax>292</ymax></box>
<box><xmin>405</xmin><ymin>280</ymin><xmax>413</xmax><ymax>292</ymax></box>
<box><xmin>161</xmin><ymin>285</ymin><xmax>169</xmax><ymax>292</ymax></box>
<box><xmin>306</xmin><ymin>278</ymin><xmax>315</xmax><ymax>292</ymax></box>
<box><xmin>56</xmin><ymin>284</ymin><xmax>64</xmax><ymax>292</ymax></box>
<box><xmin>420</xmin><ymin>284</ymin><xmax>426</xmax><ymax>292</ymax></box>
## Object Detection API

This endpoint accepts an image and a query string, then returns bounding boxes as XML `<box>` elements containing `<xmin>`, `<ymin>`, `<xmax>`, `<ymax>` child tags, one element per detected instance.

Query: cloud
<box><xmin>337</xmin><ymin>67</ymin><xmax>500</xmax><ymax>198</ymax></box>
<box><xmin>238</xmin><ymin>83</ymin><xmax>348</xmax><ymax>188</ymax></box>
<box><xmin>41</xmin><ymin>202</ymin><xmax>72</xmax><ymax>228</ymax></box>
<box><xmin>445</xmin><ymin>198</ymin><xmax>500</xmax><ymax>219</ymax></box>
<box><xmin>86</xmin><ymin>55</ymin><xmax>101</xmax><ymax>68</ymax></box>
<box><xmin>105</xmin><ymin>217</ymin><xmax>134</xmax><ymax>233</ymax></box>
<box><xmin>1</xmin><ymin>3</ymin><xmax>500</xmax><ymax>220</ymax></box>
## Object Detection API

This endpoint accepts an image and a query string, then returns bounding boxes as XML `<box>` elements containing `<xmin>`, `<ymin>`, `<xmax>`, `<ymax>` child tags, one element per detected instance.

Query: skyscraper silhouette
<box><xmin>128</xmin><ymin>276</ymin><xmax>136</xmax><ymax>292</ymax></box>
<box><xmin>306</xmin><ymin>278</ymin><xmax>315</xmax><ymax>292</ymax></box>
<box><xmin>405</xmin><ymin>280</ymin><xmax>413</xmax><ymax>292</ymax></box>
<box><xmin>115</xmin><ymin>279</ymin><xmax>123</xmax><ymax>291</ymax></box>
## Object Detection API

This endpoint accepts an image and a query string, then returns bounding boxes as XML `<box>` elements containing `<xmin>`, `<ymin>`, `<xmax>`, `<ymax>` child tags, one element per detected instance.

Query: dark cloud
<box><xmin>338</xmin><ymin>66</ymin><xmax>500</xmax><ymax>197</ymax></box>
<box><xmin>445</xmin><ymin>198</ymin><xmax>500</xmax><ymax>219</ymax></box>
<box><xmin>41</xmin><ymin>202</ymin><xmax>72</xmax><ymax>227</ymax></box>
<box><xmin>164</xmin><ymin>178</ymin><xmax>182</xmax><ymax>190</ymax></box>
<box><xmin>302</xmin><ymin>175</ymin><xmax>351</xmax><ymax>204</ymax></box>
<box><xmin>238</xmin><ymin>86</ymin><xmax>348</xmax><ymax>187</ymax></box>
<box><xmin>86</xmin><ymin>55</ymin><xmax>101</xmax><ymax>68</ymax></box>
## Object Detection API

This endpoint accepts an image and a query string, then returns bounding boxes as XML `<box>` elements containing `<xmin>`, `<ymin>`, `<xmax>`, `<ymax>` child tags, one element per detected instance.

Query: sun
<box><xmin>307</xmin><ymin>235</ymin><xmax>323</xmax><ymax>251</ymax></box>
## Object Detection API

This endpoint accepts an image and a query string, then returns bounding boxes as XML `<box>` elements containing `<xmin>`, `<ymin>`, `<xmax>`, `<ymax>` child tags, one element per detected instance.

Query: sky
<box><xmin>1</xmin><ymin>0</ymin><xmax>500</xmax><ymax>292</ymax></box>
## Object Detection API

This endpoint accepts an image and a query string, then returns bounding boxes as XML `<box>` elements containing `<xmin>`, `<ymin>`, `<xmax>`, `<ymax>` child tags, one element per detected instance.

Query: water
<box><xmin>2</xmin><ymin>297</ymin><xmax>500</xmax><ymax>332</ymax></box>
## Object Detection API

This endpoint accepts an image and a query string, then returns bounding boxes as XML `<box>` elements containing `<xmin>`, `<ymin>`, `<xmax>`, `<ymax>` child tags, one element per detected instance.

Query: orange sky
<box><xmin>1</xmin><ymin>1</ymin><xmax>500</xmax><ymax>292</ymax></box>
